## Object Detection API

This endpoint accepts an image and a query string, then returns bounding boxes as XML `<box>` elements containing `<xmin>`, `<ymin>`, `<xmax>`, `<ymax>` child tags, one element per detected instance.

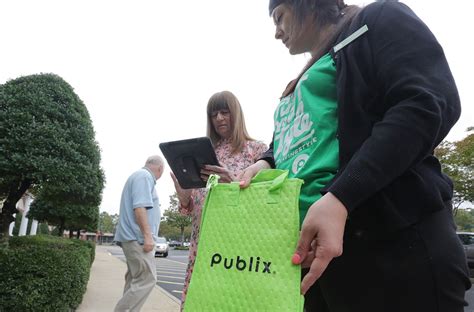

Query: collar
<box><xmin>143</xmin><ymin>167</ymin><xmax>157</xmax><ymax>183</ymax></box>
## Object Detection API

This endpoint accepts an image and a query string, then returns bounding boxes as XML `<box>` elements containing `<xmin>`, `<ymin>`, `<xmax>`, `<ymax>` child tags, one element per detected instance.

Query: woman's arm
<box><xmin>327</xmin><ymin>2</ymin><xmax>461</xmax><ymax>212</ymax></box>
<box><xmin>294</xmin><ymin>2</ymin><xmax>461</xmax><ymax>293</ymax></box>
<box><xmin>171</xmin><ymin>172</ymin><xmax>194</xmax><ymax>215</ymax></box>
<box><xmin>258</xmin><ymin>139</ymin><xmax>276</xmax><ymax>169</ymax></box>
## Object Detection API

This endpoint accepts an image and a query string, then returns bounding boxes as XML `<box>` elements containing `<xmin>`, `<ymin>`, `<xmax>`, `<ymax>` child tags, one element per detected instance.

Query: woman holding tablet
<box><xmin>171</xmin><ymin>90</ymin><xmax>267</xmax><ymax>310</ymax></box>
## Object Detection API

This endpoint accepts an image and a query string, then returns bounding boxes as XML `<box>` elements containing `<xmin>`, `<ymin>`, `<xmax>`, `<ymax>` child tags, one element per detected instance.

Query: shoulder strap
<box><xmin>333</xmin><ymin>24</ymin><xmax>369</xmax><ymax>53</ymax></box>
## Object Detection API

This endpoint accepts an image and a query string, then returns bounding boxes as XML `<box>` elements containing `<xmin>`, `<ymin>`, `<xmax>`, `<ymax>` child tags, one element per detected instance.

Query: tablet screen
<box><xmin>159</xmin><ymin>137</ymin><xmax>220</xmax><ymax>189</ymax></box>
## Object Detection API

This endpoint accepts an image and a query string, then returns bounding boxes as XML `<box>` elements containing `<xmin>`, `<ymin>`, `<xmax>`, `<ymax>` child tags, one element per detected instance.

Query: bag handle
<box><xmin>206</xmin><ymin>169</ymin><xmax>290</xmax><ymax>206</ymax></box>
<box><xmin>206</xmin><ymin>174</ymin><xmax>220</xmax><ymax>189</ymax></box>
<box><xmin>251</xmin><ymin>169</ymin><xmax>289</xmax><ymax>192</ymax></box>
<box><xmin>251</xmin><ymin>169</ymin><xmax>289</xmax><ymax>204</ymax></box>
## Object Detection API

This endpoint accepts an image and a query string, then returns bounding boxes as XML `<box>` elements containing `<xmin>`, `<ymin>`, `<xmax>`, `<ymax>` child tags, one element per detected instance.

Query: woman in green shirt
<box><xmin>240</xmin><ymin>0</ymin><xmax>470</xmax><ymax>311</ymax></box>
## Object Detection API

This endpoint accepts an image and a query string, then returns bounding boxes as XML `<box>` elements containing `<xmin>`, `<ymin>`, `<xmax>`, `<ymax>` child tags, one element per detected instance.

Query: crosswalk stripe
<box><xmin>157</xmin><ymin>280</ymin><xmax>184</xmax><ymax>285</ymax></box>
<box><xmin>157</xmin><ymin>266</ymin><xmax>186</xmax><ymax>270</ymax></box>
<box><xmin>157</xmin><ymin>258</ymin><xmax>187</xmax><ymax>266</ymax></box>
<box><xmin>157</xmin><ymin>274</ymin><xmax>185</xmax><ymax>280</ymax></box>
<box><xmin>156</xmin><ymin>270</ymin><xmax>186</xmax><ymax>275</ymax></box>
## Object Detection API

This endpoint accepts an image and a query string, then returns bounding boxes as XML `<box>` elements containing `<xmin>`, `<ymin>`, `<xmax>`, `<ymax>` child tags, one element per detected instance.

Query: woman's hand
<box><xmin>291</xmin><ymin>192</ymin><xmax>348</xmax><ymax>295</ymax></box>
<box><xmin>200</xmin><ymin>165</ymin><xmax>235</xmax><ymax>183</ymax></box>
<box><xmin>237</xmin><ymin>160</ymin><xmax>271</xmax><ymax>188</ymax></box>
<box><xmin>170</xmin><ymin>172</ymin><xmax>192</xmax><ymax>207</ymax></box>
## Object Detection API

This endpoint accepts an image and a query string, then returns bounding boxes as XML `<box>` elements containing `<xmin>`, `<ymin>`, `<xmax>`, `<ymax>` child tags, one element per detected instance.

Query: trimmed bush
<box><xmin>0</xmin><ymin>235</ymin><xmax>94</xmax><ymax>311</ymax></box>
<box><xmin>70</xmin><ymin>238</ymin><xmax>96</xmax><ymax>265</ymax></box>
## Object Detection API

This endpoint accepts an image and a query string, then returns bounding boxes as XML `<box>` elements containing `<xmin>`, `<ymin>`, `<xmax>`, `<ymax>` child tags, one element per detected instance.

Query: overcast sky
<box><xmin>1</xmin><ymin>0</ymin><xmax>472</xmax><ymax>215</ymax></box>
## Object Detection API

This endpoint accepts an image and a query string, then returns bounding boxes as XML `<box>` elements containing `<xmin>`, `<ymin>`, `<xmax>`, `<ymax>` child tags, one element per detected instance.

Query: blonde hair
<box><xmin>206</xmin><ymin>91</ymin><xmax>254</xmax><ymax>154</ymax></box>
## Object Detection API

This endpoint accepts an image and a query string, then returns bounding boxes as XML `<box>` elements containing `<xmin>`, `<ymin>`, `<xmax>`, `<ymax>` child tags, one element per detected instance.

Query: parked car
<box><xmin>457</xmin><ymin>232</ymin><xmax>474</xmax><ymax>269</ymax></box>
<box><xmin>168</xmin><ymin>240</ymin><xmax>181</xmax><ymax>247</ymax></box>
<box><xmin>183</xmin><ymin>242</ymin><xmax>190</xmax><ymax>247</ymax></box>
<box><xmin>155</xmin><ymin>237</ymin><xmax>169</xmax><ymax>257</ymax></box>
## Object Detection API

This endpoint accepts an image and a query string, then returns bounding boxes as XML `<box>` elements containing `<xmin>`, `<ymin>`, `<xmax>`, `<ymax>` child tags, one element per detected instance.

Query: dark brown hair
<box><xmin>270</xmin><ymin>0</ymin><xmax>361</xmax><ymax>98</ymax></box>
<box><xmin>206</xmin><ymin>91</ymin><xmax>254</xmax><ymax>154</ymax></box>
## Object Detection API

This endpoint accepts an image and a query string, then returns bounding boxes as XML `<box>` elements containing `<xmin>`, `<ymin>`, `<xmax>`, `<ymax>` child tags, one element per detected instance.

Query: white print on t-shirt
<box><xmin>292</xmin><ymin>154</ymin><xmax>309</xmax><ymax>174</ymax></box>
<box><xmin>274</xmin><ymin>73</ymin><xmax>315</xmax><ymax>174</ymax></box>
<box><xmin>280</xmin><ymin>136</ymin><xmax>318</xmax><ymax>161</ymax></box>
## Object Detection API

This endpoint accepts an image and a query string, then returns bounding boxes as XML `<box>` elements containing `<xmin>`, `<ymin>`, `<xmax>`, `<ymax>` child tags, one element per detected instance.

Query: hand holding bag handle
<box><xmin>250</xmin><ymin>169</ymin><xmax>290</xmax><ymax>203</ymax></box>
<box><xmin>205</xmin><ymin>169</ymin><xmax>291</xmax><ymax>207</ymax></box>
<box><xmin>185</xmin><ymin>168</ymin><xmax>304</xmax><ymax>311</ymax></box>
<box><xmin>251</xmin><ymin>169</ymin><xmax>289</xmax><ymax>191</ymax></box>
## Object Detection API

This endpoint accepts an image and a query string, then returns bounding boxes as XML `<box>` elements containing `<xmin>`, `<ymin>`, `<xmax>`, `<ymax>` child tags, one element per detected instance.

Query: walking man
<box><xmin>114</xmin><ymin>155</ymin><xmax>164</xmax><ymax>311</ymax></box>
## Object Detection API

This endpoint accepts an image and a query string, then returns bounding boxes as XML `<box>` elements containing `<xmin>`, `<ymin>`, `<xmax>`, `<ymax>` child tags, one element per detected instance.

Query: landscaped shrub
<box><xmin>70</xmin><ymin>238</ymin><xmax>96</xmax><ymax>265</ymax></box>
<box><xmin>0</xmin><ymin>235</ymin><xmax>94</xmax><ymax>311</ymax></box>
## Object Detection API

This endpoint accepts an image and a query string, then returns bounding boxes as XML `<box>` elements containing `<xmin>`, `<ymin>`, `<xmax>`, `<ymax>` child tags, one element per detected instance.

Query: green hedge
<box><xmin>0</xmin><ymin>235</ymin><xmax>95</xmax><ymax>311</ymax></box>
<box><xmin>70</xmin><ymin>237</ymin><xmax>96</xmax><ymax>265</ymax></box>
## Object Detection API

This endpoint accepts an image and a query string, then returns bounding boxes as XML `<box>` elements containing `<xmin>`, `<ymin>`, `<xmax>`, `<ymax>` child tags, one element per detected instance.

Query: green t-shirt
<box><xmin>273</xmin><ymin>53</ymin><xmax>339</xmax><ymax>225</ymax></box>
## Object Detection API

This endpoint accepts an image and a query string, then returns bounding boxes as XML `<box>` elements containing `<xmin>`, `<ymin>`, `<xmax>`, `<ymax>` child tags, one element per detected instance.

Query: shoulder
<box><xmin>246</xmin><ymin>140</ymin><xmax>267</xmax><ymax>149</ymax></box>
<box><xmin>245</xmin><ymin>140</ymin><xmax>268</xmax><ymax>158</ymax></box>
<box><xmin>340</xmin><ymin>2</ymin><xmax>424</xmax><ymax>40</ymax></box>
<box><xmin>130</xmin><ymin>168</ymin><xmax>147</xmax><ymax>178</ymax></box>
<box><xmin>357</xmin><ymin>2</ymin><xmax>418</xmax><ymax>23</ymax></box>
<box><xmin>348</xmin><ymin>1</ymin><xmax>428</xmax><ymax>39</ymax></box>
<box><xmin>339</xmin><ymin>2</ymin><xmax>437</xmax><ymax>58</ymax></box>
<box><xmin>128</xmin><ymin>168</ymin><xmax>153</xmax><ymax>183</ymax></box>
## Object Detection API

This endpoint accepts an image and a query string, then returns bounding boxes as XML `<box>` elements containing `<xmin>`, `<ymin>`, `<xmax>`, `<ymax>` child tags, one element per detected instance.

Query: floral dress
<box><xmin>178</xmin><ymin>139</ymin><xmax>267</xmax><ymax>309</ymax></box>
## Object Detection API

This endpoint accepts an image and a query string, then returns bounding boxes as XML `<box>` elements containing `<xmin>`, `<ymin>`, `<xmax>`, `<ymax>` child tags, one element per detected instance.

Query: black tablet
<box><xmin>159</xmin><ymin>137</ymin><xmax>220</xmax><ymax>189</ymax></box>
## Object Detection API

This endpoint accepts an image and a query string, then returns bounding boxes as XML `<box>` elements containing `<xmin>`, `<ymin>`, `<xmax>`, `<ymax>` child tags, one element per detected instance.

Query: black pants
<box><xmin>303</xmin><ymin>207</ymin><xmax>471</xmax><ymax>312</ymax></box>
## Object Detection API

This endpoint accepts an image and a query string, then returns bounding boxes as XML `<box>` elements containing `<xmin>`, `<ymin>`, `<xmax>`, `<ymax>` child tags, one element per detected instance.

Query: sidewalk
<box><xmin>76</xmin><ymin>245</ymin><xmax>180</xmax><ymax>312</ymax></box>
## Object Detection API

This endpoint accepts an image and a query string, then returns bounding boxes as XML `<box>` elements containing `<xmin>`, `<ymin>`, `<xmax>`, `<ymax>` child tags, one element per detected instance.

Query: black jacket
<box><xmin>261</xmin><ymin>2</ymin><xmax>461</xmax><ymax>233</ymax></box>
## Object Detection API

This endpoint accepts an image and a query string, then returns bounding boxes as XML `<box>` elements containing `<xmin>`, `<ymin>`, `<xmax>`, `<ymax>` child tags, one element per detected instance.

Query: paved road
<box><xmin>155</xmin><ymin>249</ymin><xmax>188</xmax><ymax>300</ymax></box>
<box><xmin>466</xmin><ymin>277</ymin><xmax>474</xmax><ymax>312</ymax></box>
<box><xmin>108</xmin><ymin>246</ymin><xmax>474</xmax><ymax>309</ymax></box>
<box><xmin>107</xmin><ymin>246</ymin><xmax>188</xmax><ymax>301</ymax></box>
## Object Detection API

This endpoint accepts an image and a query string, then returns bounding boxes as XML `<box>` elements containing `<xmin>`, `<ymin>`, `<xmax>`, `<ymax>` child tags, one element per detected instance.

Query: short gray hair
<box><xmin>145</xmin><ymin>155</ymin><xmax>164</xmax><ymax>167</ymax></box>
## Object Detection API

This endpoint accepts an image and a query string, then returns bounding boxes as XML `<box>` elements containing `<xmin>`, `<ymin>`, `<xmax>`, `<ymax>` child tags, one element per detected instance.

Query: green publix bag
<box><xmin>184</xmin><ymin>169</ymin><xmax>304</xmax><ymax>312</ymax></box>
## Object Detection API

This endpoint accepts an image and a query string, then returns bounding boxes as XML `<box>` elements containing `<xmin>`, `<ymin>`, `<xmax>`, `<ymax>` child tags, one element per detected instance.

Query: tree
<box><xmin>163</xmin><ymin>193</ymin><xmax>192</xmax><ymax>243</ymax></box>
<box><xmin>454</xmin><ymin>209</ymin><xmax>474</xmax><ymax>232</ymax></box>
<box><xmin>0</xmin><ymin>74</ymin><xmax>105</xmax><ymax>241</ymax></box>
<box><xmin>31</xmin><ymin>159</ymin><xmax>104</xmax><ymax>234</ymax></box>
<box><xmin>99</xmin><ymin>211</ymin><xmax>119</xmax><ymax>234</ymax></box>
<box><xmin>435</xmin><ymin>127</ymin><xmax>474</xmax><ymax>212</ymax></box>
<box><xmin>158</xmin><ymin>220</ymin><xmax>191</xmax><ymax>241</ymax></box>
<box><xmin>29</xmin><ymin>185</ymin><xmax>102</xmax><ymax>236</ymax></box>
<box><xmin>38</xmin><ymin>223</ymin><xmax>50</xmax><ymax>235</ymax></box>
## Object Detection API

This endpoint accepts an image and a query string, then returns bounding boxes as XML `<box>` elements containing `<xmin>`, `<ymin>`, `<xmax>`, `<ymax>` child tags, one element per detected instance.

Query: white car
<box><xmin>457</xmin><ymin>232</ymin><xmax>474</xmax><ymax>270</ymax></box>
<box><xmin>155</xmin><ymin>237</ymin><xmax>169</xmax><ymax>257</ymax></box>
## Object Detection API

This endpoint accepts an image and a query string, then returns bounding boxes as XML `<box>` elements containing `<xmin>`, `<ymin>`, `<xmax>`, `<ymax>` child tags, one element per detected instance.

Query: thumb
<box><xmin>170</xmin><ymin>172</ymin><xmax>176</xmax><ymax>180</ymax></box>
<box><xmin>170</xmin><ymin>172</ymin><xmax>181</xmax><ymax>187</ymax></box>
<box><xmin>238</xmin><ymin>171</ymin><xmax>253</xmax><ymax>188</ymax></box>
<box><xmin>292</xmin><ymin>229</ymin><xmax>313</xmax><ymax>265</ymax></box>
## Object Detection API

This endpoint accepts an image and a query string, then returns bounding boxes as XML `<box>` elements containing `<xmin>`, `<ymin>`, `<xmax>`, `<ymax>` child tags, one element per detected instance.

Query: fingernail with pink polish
<box><xmin>291</xmin><ymin>253</ymin><xmax>301</xmax><ymax>264</ymax></box>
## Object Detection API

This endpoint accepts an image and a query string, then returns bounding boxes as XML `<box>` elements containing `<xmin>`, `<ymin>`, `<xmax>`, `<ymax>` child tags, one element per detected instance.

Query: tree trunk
<box><xmin>69</xmin><ymin>230</ymin><xmax>74</xmax><ymax>239</ymax></box>
<box><xmin>180</xmin><ymin>227</ymin><xmax>185</xmax><ymax>244</ymax></box>
<box><xmin>453</xmin><ymin>200</ymin><xmax>463</xmax><ymax>216</ymax></box>
<box><xmin>76</xmin><ymin>230</ymin><xmax>81</xmax><ymax>239</ymax></box>
<box><xmin>58</xmin><ymin>219</ymin><xmax>65</xmax><ymax>237</ymax></box>
<box><xmin>0</xmin><ymin>179</ymin><xmax>31</xmax><ymax>243</ymax></box>
<box><xmin>0</xmin><ymin>203</ymin><xmax>15</xmax><ymax>243</ymax></box>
